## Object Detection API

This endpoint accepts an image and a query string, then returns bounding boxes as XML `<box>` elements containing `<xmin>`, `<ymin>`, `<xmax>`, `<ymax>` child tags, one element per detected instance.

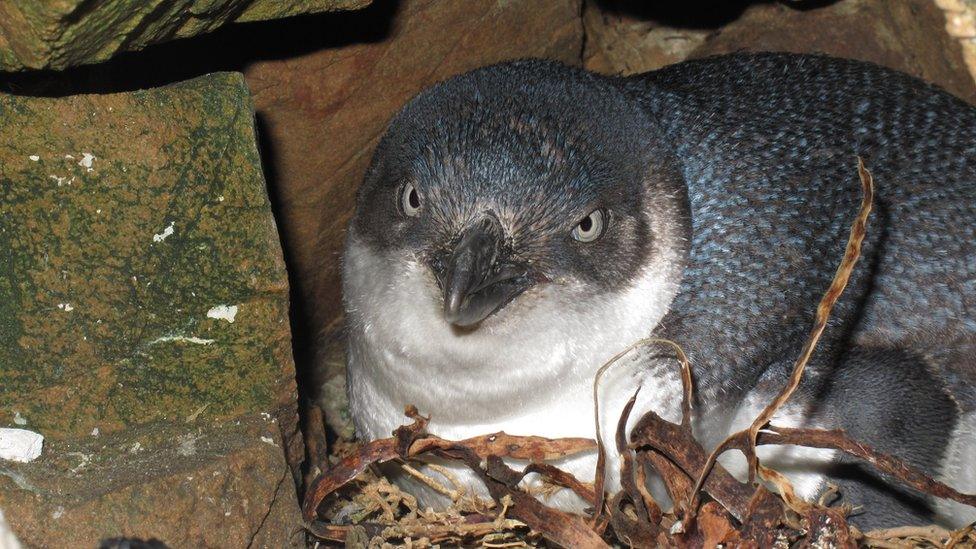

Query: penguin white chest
<box><xmin>342</xmin><ymin>231</ymin><xmax>684</xmax><ymax>494</ymax></box>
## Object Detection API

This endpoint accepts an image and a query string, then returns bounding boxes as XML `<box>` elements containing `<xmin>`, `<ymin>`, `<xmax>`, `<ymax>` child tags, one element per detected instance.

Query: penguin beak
<box><xmin>433</xmin><ymin>215</ymin><xmax>533</xmax><ymax>327</ymax></box>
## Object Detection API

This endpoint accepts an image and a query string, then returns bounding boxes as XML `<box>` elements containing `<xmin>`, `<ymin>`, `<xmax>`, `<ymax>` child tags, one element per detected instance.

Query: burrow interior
<box><xmin>2</xmin><ymin>0</ymin><xmax>974</xmax><ymax>545</ymax></box>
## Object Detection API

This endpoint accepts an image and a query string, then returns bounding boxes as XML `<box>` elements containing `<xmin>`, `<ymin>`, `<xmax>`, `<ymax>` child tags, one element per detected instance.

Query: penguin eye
<box><xmin>400</xmin><ymin>182</ymin><xmax>422</xmax><ymax>217</ymax></box>
<box><xmin>571</xmin><ymin>209</ymin><xmax>605</xmax><ymax>243</ymax></box>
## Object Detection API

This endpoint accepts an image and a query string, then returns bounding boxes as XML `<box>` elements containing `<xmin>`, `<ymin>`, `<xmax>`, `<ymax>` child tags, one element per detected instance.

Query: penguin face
<box><xmin>348</xmin><ymin>60</ymin><xmax>687</xmax><ymax>328</ymax></box>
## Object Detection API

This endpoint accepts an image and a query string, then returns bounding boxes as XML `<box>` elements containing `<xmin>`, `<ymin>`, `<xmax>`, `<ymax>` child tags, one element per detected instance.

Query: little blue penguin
<box><xmin>340</xmin><ymin>52</ymin><xmax>976</xmax><ymax>529</ymax></box>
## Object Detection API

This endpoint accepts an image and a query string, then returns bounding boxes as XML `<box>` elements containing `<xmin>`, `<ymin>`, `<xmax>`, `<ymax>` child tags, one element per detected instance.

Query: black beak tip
<box><xmin>441</xmin><ymin>276</ymin><xmax>533</xmax><ymax>328</ymax></box>
<box><xmin>443</xmin><ymin>307</ymin><xmax>475</xmax><ymax>327</ymax></box>
<box><xmin>433</xmin><ymin>214</ymin><xmax>535</xmax><ymax>328</ymax></box>
<box><xmin>442</xmin><ymin>295</ymin><xmax>466</xmax><ymax>326</ymax></box>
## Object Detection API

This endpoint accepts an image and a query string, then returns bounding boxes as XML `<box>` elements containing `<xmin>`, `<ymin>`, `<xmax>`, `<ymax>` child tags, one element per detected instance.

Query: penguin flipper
<box><xmin>808</xmin><ymin>346</ymin><xmax>965</xmax><ymax>529</ymax></box>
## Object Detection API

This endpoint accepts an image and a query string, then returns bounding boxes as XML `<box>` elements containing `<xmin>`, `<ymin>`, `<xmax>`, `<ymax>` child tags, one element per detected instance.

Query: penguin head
<box><xmin>346</xmin><ymin>59</ymin><xmax>690</xmax><ymax>330</ymax></box>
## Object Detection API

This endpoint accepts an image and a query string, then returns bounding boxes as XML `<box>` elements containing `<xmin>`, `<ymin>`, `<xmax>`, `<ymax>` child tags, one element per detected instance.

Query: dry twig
<box><xmin>690</xmin><ymin>157</ymin><xmax>875</xmax><ymax>514</ymax></box>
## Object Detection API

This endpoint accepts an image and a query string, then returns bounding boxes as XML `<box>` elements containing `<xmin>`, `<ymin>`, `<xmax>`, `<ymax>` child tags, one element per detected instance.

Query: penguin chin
<box><xmin>447</xmin><ymin>320</ymin><xmax>486</xmax><ymax>335</ymax></box>
<box><xmin>342</xmin><ymin>229</ymin><xmax>685</xmax><ymax>418</ymax></box>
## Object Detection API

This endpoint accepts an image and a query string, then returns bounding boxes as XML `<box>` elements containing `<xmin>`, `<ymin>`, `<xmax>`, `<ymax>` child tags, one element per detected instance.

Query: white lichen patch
<box><xmin>57</xmin><ymin>303</ymin><xmax>74</xmax><ymax>312</ymax></box>
<box><xmin>152</xmin><ymin>221</ymin><xmax>175</xmax><ymax>243</ymax></box>
<box><xmin>150</xmin><ymin>335</ymin><xmax>215</xmax><ymax>346</ymax></box>
<box><xmin>177</xmin><ymin>434</ymin><xmax>198</xmax><ymax>457</ymax></box>
<box><xmin>12</xmin><ymin>413</ymin><xmax>26</xmax><ymax>426</ymax></box>
<box><xmin>206</xmin><ymin>305</ymin><xmax>238</xmax><ymax>323</ymax></box>
<box><xmin>78</xmin><ymin>152</ymin><xmax>95</xmax><ymax>172</ymax></box>
<box><xmin>184</xmin><ymin>404</ymin><xmax>209</xmax><ymax>423</ymax></box>
<box><xmin>260</xmin><ymin>436</ymin><xmax>277</xmax><ymax>447</ymax></box>
<box><xmin>49</xmin><ymin>175</ymin><xmax>75</xmax><ymax>186</ymax></box>
<box><xmin>0</xmin><ymin>428</ymin><xmax>44</xmax><ymax>463</ymax></box>
<box><xmin>28</xmin><ymin>155</ymin><xmax>39</xmax><ymax>162</ymax></box>
<box><xmin>66</xmin><ymin>452</ymin><xmax>92</xmax><ymax>473</ymax></box>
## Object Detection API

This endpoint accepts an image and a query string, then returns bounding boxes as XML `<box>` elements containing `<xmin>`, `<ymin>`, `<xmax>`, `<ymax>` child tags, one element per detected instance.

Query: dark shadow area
<box><xmin>829</xmin><ymin>461</ymin><xmax>940</xmax><ymax>528</ymax></box>
<box><xmin>254</xmin><ymin>110</ymin><xmax>321</xmax><ymax>496</ymax></box>
<box><xmin>253</xmin><ymin>111</ymin><xmax>314</xmax><ymax>379</ymax></box>
<box><xmin>589</xmin><ymin>0</ymin><xmax>839</xmax><ymax>29</ymax></box>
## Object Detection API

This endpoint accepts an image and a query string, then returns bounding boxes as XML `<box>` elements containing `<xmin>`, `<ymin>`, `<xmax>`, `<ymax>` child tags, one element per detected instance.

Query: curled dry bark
<box><xmin>302</xmin><ymin>407</ymin><xmax>605</xmax><ymax>546</ymax></box>
<box><xmin>303</xmin><ymin>160</ymin><xmax>976</xmax><ymax>547</ymax></box>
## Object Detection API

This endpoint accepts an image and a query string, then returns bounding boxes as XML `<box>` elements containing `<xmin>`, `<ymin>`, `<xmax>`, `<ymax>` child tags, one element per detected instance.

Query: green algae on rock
<box><xmin>0</xmin><ymin>72</ymin><xmax>295</xmax><ymax>440</ymax></box>
<box><xmin>0</xmin><ymin>0</ymin><xmax>371</xmax><ymax>72</ymax></box>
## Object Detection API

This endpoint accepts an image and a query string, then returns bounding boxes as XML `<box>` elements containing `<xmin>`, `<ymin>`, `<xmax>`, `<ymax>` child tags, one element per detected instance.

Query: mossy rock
<box><xmin>0</xmin><ymin>72</ymin><xmax>295</xmax><ymax>440</ymax></box>
<box><xmin>0</xmin><ymin>0</ymin><xmax>371</xmax><ymax>71</ymax></box>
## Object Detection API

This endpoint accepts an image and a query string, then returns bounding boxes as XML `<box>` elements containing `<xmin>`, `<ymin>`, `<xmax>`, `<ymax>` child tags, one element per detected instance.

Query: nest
<box><xmin>302</xmin><ymin>160</ymin><xmax>976</xmax><ymax>548</ymax></box>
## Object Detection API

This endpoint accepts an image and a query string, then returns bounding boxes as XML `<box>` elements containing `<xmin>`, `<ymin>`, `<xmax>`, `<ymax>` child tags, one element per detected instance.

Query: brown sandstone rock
<box><xmin>582</xmin><ymin>0</ymin><xmax>710</xmax><ymax>74</ymax></box>
<box><xmin>691</xmin><ymin>0</ymin><xmax>976</xmax><ymax>104</ymax></box>
<box><xmin>936</xmin><ymin>0</ymin><xmax>976</xmax><ymax>85</ymax></box>
<box><xmin>0</xmin><ymin>73</ymin><xmax>294</xmax><ymax>439</ymax></box>
<box><xmin>583</xmin><ymin>0</ymin><xmax>976</xmax><ymax>105</ymax></box>
<box><xmin>0</xmin><ymin>415</ymin><xmax>300</xmax><ymax>548</ymax></box>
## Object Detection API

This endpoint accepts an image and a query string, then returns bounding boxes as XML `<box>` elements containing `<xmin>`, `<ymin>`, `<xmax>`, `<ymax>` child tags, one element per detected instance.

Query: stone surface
<box><xmin>936</xmin><ymin>0</ymin><xmax>976</xmax><ymax>86</ymax></box>
<box><xmin>584</xmin><ymin>0</ymin><xmax>976</xmax><ymax>104</ymax></box>
<box><xmin>0</xmin><ymin>0</ymin><xmax>370</xmax><ymax>72</ymax></box>
<box><xmin>582</xmin><ymin>0</ymin><xmax>710</xmax><ymax>74</ymax></box>
<box><xmin>691</xmin><ymin>0</ymin><xmax>976</xmax><ymax>105</ymax></box>
<box><xmin>235</xmin><ymin>0</ymin><xmax>368</xmax><ymax>22</ymax></box>
<box><xmin>0</xmin><ymin>508</ymin><xmax>21</xmax><ymax>549</ymax></box>
<box><xmin>245</xmin><ymin>0</ymin><xmax>584</xmax><ymax>350</ymax></box>
<box><xmin>0</xmin><ymin>73</ymin><xmax>295</xmax><ymax>439</ymax></box>
<box><xmin>0</xmin><ymin>414</ymin><xmax>301</xmax><ymax>547</ymax></box>
<box><xmin>0</xmin><ymin>70</ymin><xmax>302</xmax><ymax>545</ymax></box>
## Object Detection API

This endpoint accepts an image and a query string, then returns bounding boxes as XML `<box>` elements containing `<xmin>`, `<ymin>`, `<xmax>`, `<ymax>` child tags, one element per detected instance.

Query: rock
<box><xmin>245</xmin><ymin>0</ymin><xmax>584</xmax><ymax>348</ymax></box>
<box><xmin>0</xmin><ymin>0</ymin><xmax>370</xmax><ymax>72</ymax></box>
<box><xmin>0</xmin><ymin>508</ymin><xmax>22</xmax><ymax>549</ymax></box>
<box><xmin>0</xmin><ymin>73</ymin><xmax>301</xmax><ymax>543</ymax></box>
<box><xmin>691</xmin><ymin>0</ymin><xmax>976</xmax><ymax>104</ymax></box>
<box><xmin>234</xmin><ymin>0</ymin><xmax>368</xmax><ymax>22</ymax></box>
<box><xmin>582</xmin><ymin>0</ymin><xmax>710</xmax><ymax>75</ymax></box>
<box><xmin>936</xmin><ymin>0</ymin><xmax>976</xmax><ymax>86</ymax></box>
<box><xmin>0</xmin><ymin>72</ymin><xmax>295</xmax><ymax>439</ymax></box>
<box><xmin>583</xmin><ymin>0</ymin><xmax>976</xmax><ymax>102</ymax></box>
<box><xmin>0</xmin><ymin>415</ymin><xmax>300</xmax><ymax>547</ymax></box>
